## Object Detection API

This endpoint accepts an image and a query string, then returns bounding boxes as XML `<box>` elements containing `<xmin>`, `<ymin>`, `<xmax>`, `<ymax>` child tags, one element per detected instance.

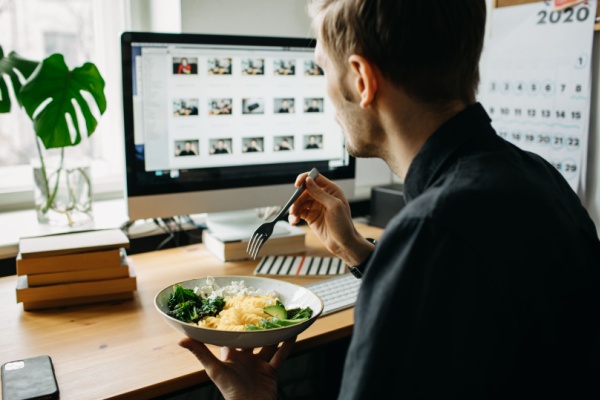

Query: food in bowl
<box><xmin>154</xmin><ymin>276</ymin><xmax>323</xmax><ymax>348</ymax></box>
<box><xmin>166</xmin><ymin>276</ymin><xmax>313</xmax><ymax>331</ymax></box>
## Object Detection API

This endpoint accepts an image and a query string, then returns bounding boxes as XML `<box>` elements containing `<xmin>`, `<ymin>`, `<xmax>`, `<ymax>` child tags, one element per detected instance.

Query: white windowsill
<box><xmin>0</xmin><ymin>183</ymin><xmax>376</xmax><ymax>260</ymax></box>
<box><xmin>0</xmin><ymin>198</ymin><xmax>130</xmax><ymax>260</ymax></box>
<box><xmin>0</xmin><ymin>161</ymin><xmax>125</xmax><ymax>213</ymax></box>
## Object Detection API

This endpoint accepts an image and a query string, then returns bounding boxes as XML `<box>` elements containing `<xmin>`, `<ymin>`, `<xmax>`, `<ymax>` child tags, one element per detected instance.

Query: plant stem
<box><xmin>35</xmin><ymin>137</ymin><xmax>51</xmax><ymax>212</ymax></box>
<box><xmin>74</xmin><ymin>167</ymin><xmax>92</xmax><ymax>212</ymax></box>
<box><xmin>45</xmin><ymin>147</ymin><xmax>65</xmax><ymax>213</ymax></box>
<box><xmin>35</xmin><ymin>138</ymin><xmax>64</xmax><ymax>214</ymax></box>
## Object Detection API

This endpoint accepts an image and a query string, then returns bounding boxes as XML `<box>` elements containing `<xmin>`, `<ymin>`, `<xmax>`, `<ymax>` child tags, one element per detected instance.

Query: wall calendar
<box><xmin>479</xmin><ymin>0</ymin><xmax>597</xmax><ymax>195</ymax></box>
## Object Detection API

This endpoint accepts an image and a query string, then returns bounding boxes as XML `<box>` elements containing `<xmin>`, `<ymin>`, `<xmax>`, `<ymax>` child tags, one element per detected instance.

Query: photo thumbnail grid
<box><xmin>171</xmin><ymin>133</ymin><xmax>326</xmax><ymax>158</ymax></box>
<box><xmin>167</xmin><ymin>54</ymin><xmax>332</xmax><ymax>161</ymax></box>
<box><xmin>170</xmin><ymin>96</ymin><xmax>324</xmax><ymax>117</ymax></box>
<box><xmin>172</xmin><ymin>56</ymin><xmax>324</xmax><ymax>77</ymax></box>
<box><xmin>170</xmin><ymin>56</ymin><xmax>325</xmax><ymax>117</ymax></box>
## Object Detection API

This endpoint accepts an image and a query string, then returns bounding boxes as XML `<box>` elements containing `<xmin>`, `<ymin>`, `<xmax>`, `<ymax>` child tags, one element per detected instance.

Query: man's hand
<box><xmin>288</xmin><ymin>172</ymin><xmax>375</xmax><ymax>266</ymax></box>
<box><xmin>179</xmin><ymin>337</ymin><xmax>296</xmax><ymax>400</ymax></box>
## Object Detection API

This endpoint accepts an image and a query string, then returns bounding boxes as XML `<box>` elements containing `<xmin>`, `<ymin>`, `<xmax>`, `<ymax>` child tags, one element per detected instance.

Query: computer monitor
<box><xmin>120</xmin><ymin>32</ymin><xmax>355</xmax><ymax>223</ymax></box>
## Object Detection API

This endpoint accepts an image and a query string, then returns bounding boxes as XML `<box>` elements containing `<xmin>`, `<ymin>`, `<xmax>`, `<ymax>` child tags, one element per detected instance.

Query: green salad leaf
<box><xmin>166</xmin><ymin>284</ymin><xmax>225</xmax><ymax>323</ymax></box>
<box><xmin>245</xmin><ymin>306</ymin><xmax>313</xmax><ymax>331</ymax></box>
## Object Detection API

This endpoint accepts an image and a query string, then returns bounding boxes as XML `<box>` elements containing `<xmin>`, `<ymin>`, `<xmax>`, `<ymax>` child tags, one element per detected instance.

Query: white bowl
<box><xmin>155</xmin><ymin>276</ymin><xmax>324</xmax><ymax>348</ymax></box>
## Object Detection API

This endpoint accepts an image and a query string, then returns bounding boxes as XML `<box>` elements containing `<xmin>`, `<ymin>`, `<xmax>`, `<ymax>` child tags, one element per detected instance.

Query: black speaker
<box><xmin>369</xmin><ymin>183</ymin><xmax>405</xmax><ymax>228</ymax></box>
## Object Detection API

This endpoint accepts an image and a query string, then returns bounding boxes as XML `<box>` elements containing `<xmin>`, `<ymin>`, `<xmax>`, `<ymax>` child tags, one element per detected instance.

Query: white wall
<box><xmin>176</xmin><ymin>0</ymin><xmax>600</xmax><ymax>232</ymax></box>
<box><xmin>181</xmin><ymin>0</ymin><xmax>312</xmax><ymax>38</ymax></box>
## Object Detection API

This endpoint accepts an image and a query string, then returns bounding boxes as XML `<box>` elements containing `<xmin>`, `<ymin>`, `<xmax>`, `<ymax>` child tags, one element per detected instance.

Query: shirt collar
<box><xmin>403</xmin><ymin>102</ymin><xmax>492</xmax><ymax>201</ymax></box>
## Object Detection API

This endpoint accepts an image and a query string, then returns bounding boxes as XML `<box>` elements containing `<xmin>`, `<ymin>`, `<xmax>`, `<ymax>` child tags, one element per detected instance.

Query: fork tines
<box><xmin>247</xmin><ymin>232</ymin><xmax>267</xmax><ymax>260</ymax></box>
<box><xmin>246</xmin><ymin>168</ymin><xmax>319</xmax><ymax>260</ymax></box>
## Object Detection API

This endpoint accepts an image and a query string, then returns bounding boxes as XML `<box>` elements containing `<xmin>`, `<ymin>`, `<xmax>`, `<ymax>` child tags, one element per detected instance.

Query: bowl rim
<box><xmin>154</xmin><ymin>275</ymin><xmax>324</xmax><ymax>334</ymax></box>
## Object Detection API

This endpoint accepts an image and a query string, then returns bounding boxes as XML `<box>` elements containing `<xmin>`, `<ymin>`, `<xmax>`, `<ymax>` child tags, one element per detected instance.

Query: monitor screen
<box><xmin>121</xmin><ymin>32</ymin><xmax>355</xmax><ymax>221</ymax></box>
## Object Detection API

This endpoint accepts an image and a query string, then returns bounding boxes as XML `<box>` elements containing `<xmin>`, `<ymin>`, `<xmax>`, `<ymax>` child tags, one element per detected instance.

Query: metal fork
<box><xmin>246</xmin><ymin>168</ymin><xmax>319</xmax><ymax>259</ymax></box>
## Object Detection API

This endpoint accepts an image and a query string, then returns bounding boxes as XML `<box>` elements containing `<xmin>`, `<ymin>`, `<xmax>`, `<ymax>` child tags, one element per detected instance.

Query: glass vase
<box><xmin>32</xmin><ymin>153</ymin><xmax>93</xmax><ymax>227</ymax></box>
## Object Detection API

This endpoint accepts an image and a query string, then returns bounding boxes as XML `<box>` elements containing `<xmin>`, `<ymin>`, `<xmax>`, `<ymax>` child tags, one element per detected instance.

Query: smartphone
<box><xmin>1</xmin><ymin>355</ymin><xmax>59</xmax><ymax>400</ymax></box>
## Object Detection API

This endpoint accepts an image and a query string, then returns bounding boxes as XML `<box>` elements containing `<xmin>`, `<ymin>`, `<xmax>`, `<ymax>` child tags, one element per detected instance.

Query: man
<box><xmin>212</xmin><ymin>140</ymin><xmax>230</xmax><ymax>154</ymax></box>
<box><xmin>178</xmin><ymin>141</ymin><xmax>196</xmax><ymax>156</ymax></box>
<box><xmin>219</xmin><ymin>99</ymin><xmax>232</xmax><ymax>114</ymax></box>
<box><xmin>286</xmin><ymin>60</ymin><xmax>296</xmax><ymax>75</ymax></box>
<box><xmin>180</xmin><ymin>1</ymin><xmax>600</xmax><ymax>399</ymax></box>
<box><xmin>278</xmin><ymin>99</ymin><xmax>294</xmax><ymax>113</ymax></box>
<box><xmin>305</xmin><ymin>98</ymin><xmax>321</xmax><ymax>112</ymax></box>
<box><xmin>275</xmin><ymin>138</ymin><xmax>293</xmax><ymax>151</ymax></box>
<box><xmin>305</xmin><ymin>135</ymin><xmax>320</xmax><ymax>149</ymax></box>
<box><xmin>244</xmin><ymin>139</ymin><xmax>262</xmax><ymax>153</ymax></box>
<box><xmin>177</xmin><ymin>57</ymin><xmax>192</xmax><ymax>74</ymax></box>
<box><xmin>305</xmin><ymin>60</ymin><xmax>324</xmax><ymax>76</ymax></box>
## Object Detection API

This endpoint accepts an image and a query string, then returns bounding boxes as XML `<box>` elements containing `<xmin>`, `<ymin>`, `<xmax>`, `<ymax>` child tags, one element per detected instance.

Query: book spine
<box><xmin>16</xmin><ymin>267</ymin><xmax>137</xmax><ymax>303</ymax></box>
<box><xmin>202</xmin><ymin>230</ymin><xmax>305</xmax><ymax>261</ymax></box>
<box><xmin>202</xmin><ymin>231</ymin><xmax>226</xmax><ymax>262</ymax></box>
<box><xmin>26</xmin><ymin>265</ymin><xmax>130</xmax><ymax>287</ymax></box>
<box><xmin>17</xmin><ymin>249</ymin><xmax>124</xmax><ymax>275</ymax></box>
<box><xmin>19</xmin><ymin>229</ymin><xmax>130</xmax><ymax>259</ymax></box>
<box><xmin>22</xmin><ymin>292</ymin><xmax>134</xmax><ymax>311</ymax></box>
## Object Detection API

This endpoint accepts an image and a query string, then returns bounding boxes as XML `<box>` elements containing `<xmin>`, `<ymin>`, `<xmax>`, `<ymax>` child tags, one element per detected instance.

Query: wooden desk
<box><xmin>0</xmin><ymin>223</ymin><xmax>383</xmax><ymax>399</ymax></box>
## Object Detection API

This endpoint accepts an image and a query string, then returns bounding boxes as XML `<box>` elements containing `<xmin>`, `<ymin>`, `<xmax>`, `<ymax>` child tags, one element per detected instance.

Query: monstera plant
<box><xmin>0</xmin><ymin>46</ymin><xmax>106</xmax><ymax>225</ymax></box>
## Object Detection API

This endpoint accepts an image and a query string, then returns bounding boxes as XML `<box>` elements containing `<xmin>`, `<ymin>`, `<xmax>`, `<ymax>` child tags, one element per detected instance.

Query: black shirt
<box><xmin>339</xmin><ymin>103</ymin><xmax>600</xmax><ymax>399</ymax></box>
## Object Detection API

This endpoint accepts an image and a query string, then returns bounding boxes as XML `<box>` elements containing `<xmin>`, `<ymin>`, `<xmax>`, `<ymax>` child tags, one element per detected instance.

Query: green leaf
<box><xmin>20</xmin><ymin>53</ymin><xmax>106</xmax><ymax>149</ymax></box>
<box><xmin>245</xmin><ymin>324</ymin><xmax>264</xmax><ymax>331</ymax></box>
<box><xmin>0</xmin><ymin>47</ymin><xmax>39</xmax><ymax>113</ymax></box>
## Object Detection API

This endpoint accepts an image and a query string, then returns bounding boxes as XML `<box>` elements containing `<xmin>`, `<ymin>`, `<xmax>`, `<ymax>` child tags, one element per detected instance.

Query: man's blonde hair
<box><xmin>309</xmin><ymin>0</ymin><xmax>486</xmax><ymax>105</ymax></box>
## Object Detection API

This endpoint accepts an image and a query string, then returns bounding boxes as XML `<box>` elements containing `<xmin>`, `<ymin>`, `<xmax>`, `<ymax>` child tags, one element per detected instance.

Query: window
<box><xmin>0</xmin><ymin>0</ymin><xmax>127</xmax><ymax>210</ymax></box>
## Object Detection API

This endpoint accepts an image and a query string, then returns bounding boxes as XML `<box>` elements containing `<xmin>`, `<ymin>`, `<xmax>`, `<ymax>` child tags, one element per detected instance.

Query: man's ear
<box><xmin>347</xmin><ymin>54</ymin><xmax>378</xmax><ymax>108</ymax></box>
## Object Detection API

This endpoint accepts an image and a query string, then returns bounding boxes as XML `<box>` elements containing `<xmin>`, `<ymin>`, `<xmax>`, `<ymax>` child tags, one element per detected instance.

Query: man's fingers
<box><xmin>269</xmin><ymin>337</ymin><xmax>297</xmax><ymax>371</ymax></box>
<box><xmin>294</xmin><ymin>170</ymin><xmax>312</xmax><ymax>188</ymax></box>
<box><xmin>179</xmin><ymin>338</ymin><xmax>221</xmax><ymax>369</ymax></box>
<box><xmin>304</xmin><ymin>177</ymin><xmax>333</xmax><ymax>206</ymax></box>
<box><xmin>221</xmin><ymin>346</ymin><xmax>233</xmax><ymax>360</ymax></box>
<box><xmin>257</xmin><ymin>344</ymin><xmax>279</xmax><ymax>362</ymax></box>
<box><xmin>289</xmin><ymin>187</ymin><xmax>314</xmax><ymax>224</ymax></box>
<box><xmin>294</xmin><ymin>174</ymin><xmax>306</xmax><ymax>188</ymax></box>
<box><xmin>288</xmin><ymin>212</ymin><xmax>301</xmax><ymax>226</ymax></box>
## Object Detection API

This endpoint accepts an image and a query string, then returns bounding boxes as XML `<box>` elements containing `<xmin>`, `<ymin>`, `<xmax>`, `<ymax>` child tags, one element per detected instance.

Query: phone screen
<box><xmin>1</xmin><ymin>355</ymin><xmax>59</xmax><ymax>400</ymax></box>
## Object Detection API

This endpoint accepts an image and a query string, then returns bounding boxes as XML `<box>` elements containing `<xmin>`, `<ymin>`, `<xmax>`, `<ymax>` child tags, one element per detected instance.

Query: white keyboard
<box><xmin>306</xmin><ymin>273</ymin><xmax>362</xmax><ymax>316</ymax></box>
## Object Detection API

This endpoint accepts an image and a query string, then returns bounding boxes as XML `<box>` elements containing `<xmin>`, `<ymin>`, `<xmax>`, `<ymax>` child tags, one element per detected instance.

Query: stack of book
<box><xmin>15</xmin><ymin>229</ymin><xmax>136</xmax><ymax>311</ymax></box>
<box><xmin>202</xmin><ymin>220</ymin><xmax>306</xmax><ymax>262</ymax></box>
